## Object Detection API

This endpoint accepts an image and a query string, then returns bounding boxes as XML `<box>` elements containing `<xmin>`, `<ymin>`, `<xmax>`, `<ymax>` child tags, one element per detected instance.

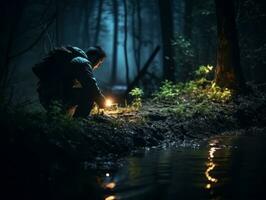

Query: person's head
<box><xmin>86</xmin><ymin>46</ymin><xmax>106</xmax><ymax>69</ymax></box>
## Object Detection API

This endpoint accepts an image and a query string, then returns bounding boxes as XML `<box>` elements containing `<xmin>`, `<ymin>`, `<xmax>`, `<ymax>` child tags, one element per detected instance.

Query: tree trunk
<box><xmin>55</xmin><ymin>0</ymin><xmax>60</xmax><ymax>46</ymax></box>
<box><xmin>158</xmin><ymin>0</ymin><xmax>175</xmax><ymax>81</ymax></box>
<box><xmin>123</xmin><ymin>0</ymin><xmax>130</xmax><ymax>86</ymax></box>
<box><xmin>125</xmin><ymin>46</ymin><xmax>161</xmax><ymax>96</ymax></box>
<box><xmin>131</xmin><ymin>1</ymin><xmax>138</xmax><ymax>72</ymax></box>
<box><xmin>184</xmin><ymin>0</ymin><xmax>194</xmax><ymax>40</ymax></box>
<box><xmin>111</xmin><ymin>0</ymin><xmax>118</xmax><ymax>84</ymax></box>
<box><xmin>179</xmin><ymin>0</ymin><xmax>195</xmax><ymax>82</ymax></box>
<box><xmin>136</xmin><ymin>0</ymin><xmax>142</xmax><ymax>73</ymax></box>
<box><xmin>148</xmin><ymin>2</ymin><xmax>155</xmax><ymax>51</ymax></box>
<box><xmin>94</xmin><ymin>0</ymin><xmax>103</xmax><ymax>45</ymax></box>
<box><xmin>0</xmin><ymin>0</ymin><xmax>26</xmax><ymax>92</ymax></box>
<box><xmin>83</xmin><ymin>0</ymin><xmax>91</xmax><ymax>47</ymax></box>
<box><xmin>215</xmin><ymin>0</ymin><xmax>245</xmax><ymax>90</ymax></box>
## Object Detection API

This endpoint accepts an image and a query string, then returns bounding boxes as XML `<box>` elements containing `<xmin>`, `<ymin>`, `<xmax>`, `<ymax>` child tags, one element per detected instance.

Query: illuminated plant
<box><xmin>153</xmin><ymin>65</ymin><xmax>232</xmax><ymax>117</ymax></box>
<box><xmin>129</xmin><ymin>87</ymin><xmax>144</xmax><ymax>109</ymax></box>
<box><xmin>195</xmin><ymin>65</ymin><xmax>214</xmax><ymax>78</ymax></box>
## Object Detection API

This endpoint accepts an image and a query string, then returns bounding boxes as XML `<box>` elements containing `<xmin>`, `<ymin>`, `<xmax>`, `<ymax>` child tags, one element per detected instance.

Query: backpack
<box><xmin>32</xmin><ymin>47</ymin><xmax>76</xmax><ymax>109</ymax></box>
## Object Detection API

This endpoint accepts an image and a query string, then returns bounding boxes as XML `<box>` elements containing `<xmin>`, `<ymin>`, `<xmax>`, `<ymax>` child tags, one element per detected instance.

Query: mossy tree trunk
<box><xmin>215</xmin><ymin>0</ymin><xmax>245</xmax><ymax>91</ymax></box>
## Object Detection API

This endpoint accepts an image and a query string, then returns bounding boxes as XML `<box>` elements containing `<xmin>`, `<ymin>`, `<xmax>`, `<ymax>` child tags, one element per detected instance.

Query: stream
<box><xmin>101</xmin><ymin>133</ymin><xmax>266</xmax><ymax>200</ymax></box>
<box><xmin>46</xmin><ymin>133</ymin><xmax>266</xmax><ymax>200</ymax></box>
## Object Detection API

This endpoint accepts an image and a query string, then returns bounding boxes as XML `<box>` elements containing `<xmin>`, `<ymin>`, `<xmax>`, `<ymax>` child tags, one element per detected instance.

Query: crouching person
<box><xmin>33</xmin><ymin>46</ymin><xmax>107</xmax><ymax>118</ymax></box>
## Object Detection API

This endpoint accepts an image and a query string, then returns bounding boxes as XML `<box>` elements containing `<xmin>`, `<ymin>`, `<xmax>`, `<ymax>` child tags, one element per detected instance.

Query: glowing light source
<box><xmin>106</xmin><ymin>173</ymin><xmax>110</xmax><ymax>177</ymax></box>
<box><xmin>105</xmin><ymin>99</ymin><xmax>113</xmax><ymax>107</ymax></box>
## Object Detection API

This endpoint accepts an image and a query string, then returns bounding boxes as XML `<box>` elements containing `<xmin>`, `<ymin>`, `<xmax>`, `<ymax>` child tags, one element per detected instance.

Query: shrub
<box><xmin>152</xmin><ymin>65</ymin><xmax>232</xmax><ymax>117</ymax></box>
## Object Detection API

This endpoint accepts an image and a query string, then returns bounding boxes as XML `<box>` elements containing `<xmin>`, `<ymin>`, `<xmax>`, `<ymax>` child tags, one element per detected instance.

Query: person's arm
<box><xmin>72</xmin><ymin>57</ymin><xmax>106</xmax><ymax>108</ymax></box>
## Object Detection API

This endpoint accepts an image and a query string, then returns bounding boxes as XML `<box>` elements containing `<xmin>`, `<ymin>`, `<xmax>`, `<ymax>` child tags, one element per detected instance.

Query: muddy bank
<box><xmin>2</xmin><ymin>90</ymin><xmax>266</xmax><ymax>199</ymax></box>
<box><xmin>3</xmin><ymin>92</ymin><xmax>266</xmax><ymax>172</ymax></box>
<box><xmin>52</xmin><ymin>93</ymin><xmax>266</xmax><ymax>169</ymax></box>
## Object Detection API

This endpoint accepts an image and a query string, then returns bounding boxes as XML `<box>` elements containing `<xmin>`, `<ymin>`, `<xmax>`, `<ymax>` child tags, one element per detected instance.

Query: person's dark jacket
<box><xmin>65</xmin><ymin>46</ymin><xmax>105</xmax><ymax>108</ymax></box>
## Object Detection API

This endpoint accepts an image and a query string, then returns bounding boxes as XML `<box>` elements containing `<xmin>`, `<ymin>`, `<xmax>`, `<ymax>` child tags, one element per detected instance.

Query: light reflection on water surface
<box><xmin>99</xmin><ymin>135</ymin><xmax>266</xmax><ymax>200</ymax></box>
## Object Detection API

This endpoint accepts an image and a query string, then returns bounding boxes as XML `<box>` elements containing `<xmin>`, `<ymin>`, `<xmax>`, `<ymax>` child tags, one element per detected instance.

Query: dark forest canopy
<box><xmin>0</xmin><ymin>0</ymin><xmax>266</xmax><ymax>103</ymax></box>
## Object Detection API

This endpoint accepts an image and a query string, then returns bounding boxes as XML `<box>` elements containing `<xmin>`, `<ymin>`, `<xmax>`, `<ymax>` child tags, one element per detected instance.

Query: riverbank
<box><xmin>2</xmin><ymin>81</ymin><xmax>266</xmax><ymax>199</ymax></box>
<box><xmin>3</xmin><ymin>83</ymin><xmax>266</xmax><ymax>170</ymax></box>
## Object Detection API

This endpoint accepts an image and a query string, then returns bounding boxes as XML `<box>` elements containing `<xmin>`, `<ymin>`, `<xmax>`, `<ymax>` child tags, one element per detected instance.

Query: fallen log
<box><xmin>125</xmin><ymin>45</ymin><xmax>161</xmax><ymax>97</ymax></box>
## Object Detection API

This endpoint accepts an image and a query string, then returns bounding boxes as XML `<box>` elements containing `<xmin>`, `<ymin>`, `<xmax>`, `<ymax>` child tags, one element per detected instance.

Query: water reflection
<box><xmin>102</xmin><ymin>171</ymin><xmax>120</xmax><ymax>200</ymax></box>
<box><xmin>205</xmin><ymin>140</ymin><xmax>220</xmax><ymax>189</ymax></box>
<box><xmin>105</xmin><ymin>195</ymin><xmax>117</xmax><ymax>200</ymax></box>
<box><xmin>105</xmin><ymin>182</ymin><xmax>116</xmax><ymax>189</ymax></box>
<box><xmin>128</xmin><ymin>158</ymin><xmax>141</xmax><ymax>184</ymax></box>
<box><xmin>34</xmin><ymin>134</ymin><xmax>266</xmax><ymax>200</ymax></box>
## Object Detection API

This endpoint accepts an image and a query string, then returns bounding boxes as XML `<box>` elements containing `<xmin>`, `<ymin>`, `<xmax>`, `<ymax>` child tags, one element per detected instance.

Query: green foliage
<box><xmin>153</xmin><ymin>65</ymin><xmax>232</xmax><ymax>118</ymax></box>
<box><xmin>173</xmin><ymin>35</ymin><xmax>195</xmax><ymax>59</ymax></box>
<box><xmin>47</xmin><ymin>101</ymin><xmax>64</xmax><ymax>117</ymax></box>
<box><xmin>129</xmin><ymin>87</ymin><xmax>144</xmax><ymax>109</ymax></box>
<box><xmin>1</xmin><ymin>99</ymin><xmax>126</xmax><ymax>166</ymax></box>
<box><xmin>195</xmin><ymin>65</ymin><xmax>214</xmax><ymax>78</ymax></box>
<box><xmin>172</xmin><ymin>34</ymin><xmax>196</xmax><ymax>81</ymax></box>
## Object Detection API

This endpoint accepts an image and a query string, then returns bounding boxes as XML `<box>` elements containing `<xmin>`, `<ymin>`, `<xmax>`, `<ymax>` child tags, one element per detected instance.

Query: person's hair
<box><xmin>86</xmin><ymin>46</ymin><xmax>106</xmax><ymax>66</ymax></box>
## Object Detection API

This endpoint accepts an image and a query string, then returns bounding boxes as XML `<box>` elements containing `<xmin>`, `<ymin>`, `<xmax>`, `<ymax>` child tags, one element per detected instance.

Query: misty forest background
<box><xmin>1</xmin><ymin>0</ymin><xmax>266</xmax><ymax>106</ymax></box>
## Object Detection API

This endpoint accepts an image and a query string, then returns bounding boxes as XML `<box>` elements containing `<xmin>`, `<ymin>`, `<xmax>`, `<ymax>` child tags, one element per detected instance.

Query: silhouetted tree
<box><xmin>0</xmin><ymin>0</ymin><xmax>27</xmax><ymax>92</ymax></box>
<box><xmin>111</xmin><ymin>0</ymin><xmax>118</xmax><ymax>84</ymax></box>
<box><xmin>184</xmin><ymin>0</ymin><xmax>194</xmax><ymax>40</ymax></box>
<box><xmin>215</xmin><ymin>0</ymin><xmax>245</xmax><ymax>90</ymax></box>
<box><xmin>176</xmin><ymin>0</ymin><xmax>196</xmax><ymax>82</ymax></box>
<box><xmin>123</xmin><ymin>0</ymin><xmax>130</xmax><ymax>85</ymax></box>
<box><xmin>83</xmin><ymin>0</ymin><xmax>91</xmax><ymax>47</ymax></box>
<box><xmin>158</xmin><ymin>0</ymin><xmax>175</xmax><ymax>81</ymax></box>
<box><xmin>131</xmin><ymin>0</ymin><xmax>141</xmax><ymax>73</ymax></box>
<box><xmin>55</xmin><ymin>0</ymin><xmax>60</xmax><ymax>46</ymax></box>
<box><xmin>136</xmin><ymin>0</ymin><xmax>142</xmax><ymax>73</ymax></box>
<box><xmin>94</xmin><ymin>0</ymin><xmax>103</xmax><ymax>45</ymax></box>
